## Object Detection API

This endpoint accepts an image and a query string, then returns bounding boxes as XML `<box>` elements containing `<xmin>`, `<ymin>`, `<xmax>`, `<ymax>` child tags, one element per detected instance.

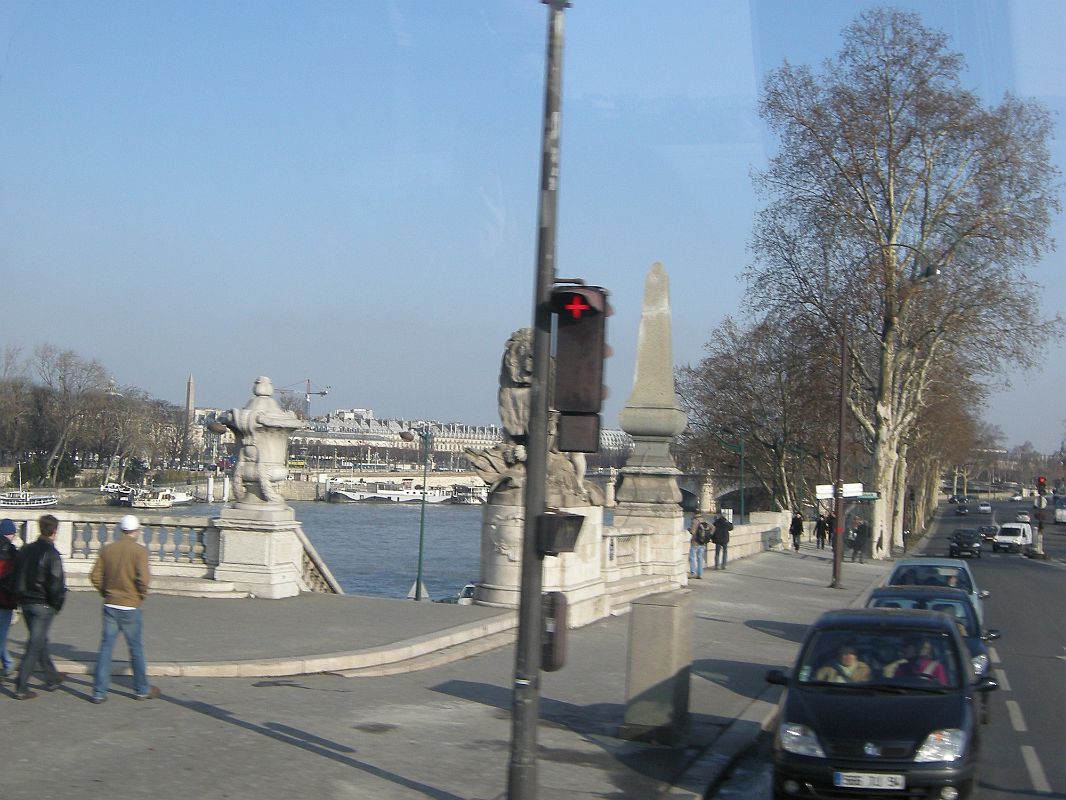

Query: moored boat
<box><xmin>129</xmin><ymin>488</ymin><xmax>176</xmax><ymax>509</ymax></box>
<box><xmin>327</xmin><ymin>479</ymin><xmax>453</xmax><ymax>504</ymax></box>
<box><xmin>1</xmin><ymin>462</ymin><xmax>58</xmax><ymax>508</ymax></box>
<box><xmin>449</xmin><ymin>484</ymin><xmax>488</xmax><ymax>505</ymax></box>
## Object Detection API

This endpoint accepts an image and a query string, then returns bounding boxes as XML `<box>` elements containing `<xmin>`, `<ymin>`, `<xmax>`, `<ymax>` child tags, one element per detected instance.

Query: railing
<box><xmin>68</xmin><ymin>516</ymin><xmax>211</xmax><ymax>566</ymax></box>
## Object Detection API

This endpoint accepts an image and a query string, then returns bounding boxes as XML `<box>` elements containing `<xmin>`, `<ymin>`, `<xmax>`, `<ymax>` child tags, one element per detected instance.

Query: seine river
<box><xmin>169</xmin><ymin>500</ymin><xmax>483</xmax><ymax>601</ymax></box>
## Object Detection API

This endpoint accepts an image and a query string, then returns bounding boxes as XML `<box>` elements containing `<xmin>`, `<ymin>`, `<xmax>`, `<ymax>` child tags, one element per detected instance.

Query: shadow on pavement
<box><xmin>744</xmin><ymin>620</ymin><xmax>808</xmax><ymax>644</ymax></box>
<box><xmin>166</xmin><ymin>694</ymin><xmax>466</xmax><ymax>800</ymax></box>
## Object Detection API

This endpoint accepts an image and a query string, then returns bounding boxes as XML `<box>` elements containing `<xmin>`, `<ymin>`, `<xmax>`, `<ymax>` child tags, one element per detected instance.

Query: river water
<box><xmin>168</xmin><ymin>500</ymin><xmax>483</xmax><ymax>601</ymax></box>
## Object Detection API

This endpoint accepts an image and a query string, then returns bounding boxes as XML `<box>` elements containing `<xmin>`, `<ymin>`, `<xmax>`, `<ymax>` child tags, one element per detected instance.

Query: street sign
<box><xmin>815</xmin><ymin>483</ymin><xmax>865</xmax><ymax>500</ymax></box>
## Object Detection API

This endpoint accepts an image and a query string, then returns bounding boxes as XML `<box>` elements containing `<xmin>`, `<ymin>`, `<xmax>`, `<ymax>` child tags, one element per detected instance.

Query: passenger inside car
<box><xmin>814</xmin><ymin>644</ymin><xmax>872</xmax><ymax>683</ymax></box>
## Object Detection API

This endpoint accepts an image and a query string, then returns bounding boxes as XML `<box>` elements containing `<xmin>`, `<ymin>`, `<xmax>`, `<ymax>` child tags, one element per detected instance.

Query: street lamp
<box><xmin>400</xmin><ymin>426</ymin><xmax>433</xmax><ymax>601</ymax></box>
<box><xmin>719</xmin><ymin>428</ymin><xmax>745</xmax><ymax>524</ymax></box>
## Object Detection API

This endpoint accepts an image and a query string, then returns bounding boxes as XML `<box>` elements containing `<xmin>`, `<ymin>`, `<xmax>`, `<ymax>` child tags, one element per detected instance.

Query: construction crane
<box><xmin>278</xmin><ymin>379</ymin><xmax>330</xmax><ymax>421</ymax></box>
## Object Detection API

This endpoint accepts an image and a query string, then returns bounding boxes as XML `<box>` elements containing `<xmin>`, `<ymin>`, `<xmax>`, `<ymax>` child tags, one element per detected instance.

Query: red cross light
<box><xmin>563</xmin><ymin>295</ymin><xmax>590</xmax><ymax>319</ymax></box>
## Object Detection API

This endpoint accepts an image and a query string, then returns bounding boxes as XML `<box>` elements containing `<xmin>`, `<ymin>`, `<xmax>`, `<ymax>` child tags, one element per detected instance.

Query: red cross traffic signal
<box><xmin>549</xmin><ymin>284</ymin><xmax>610</xmax><ymax>452</ymax></box>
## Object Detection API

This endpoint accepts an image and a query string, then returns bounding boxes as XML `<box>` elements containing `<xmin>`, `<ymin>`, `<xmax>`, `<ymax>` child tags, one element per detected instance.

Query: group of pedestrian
<box><xmin>785</xmin><ymin>511</ymin><xmax>872</xmax><ymax>562</ymax></box>
<box><xmin>688</xmin><ymin>511</ymin><xmax>734</xmax><ymax>578</ymax></box>
<box><xmin>0</xmin><ymin>513</ymin><xmax>159</xmax><ymax>702</ymax></box>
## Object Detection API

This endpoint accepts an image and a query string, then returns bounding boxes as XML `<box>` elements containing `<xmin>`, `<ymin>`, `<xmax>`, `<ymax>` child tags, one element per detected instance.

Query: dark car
<box><xmin>954</xmin><ymin>504</ymin><xmax>969</xmax><ymax>516</ymax></box>
<box><xmin>948</xmin><ymin>529</ymin><xmax>982</xmax><ymax>559</ymax></box>
<box><xmin>976</xmin><ymin>525</ymin><xmax>997</xmax><ymax>543</ymax></box>
<box><xmin>766</xmin><ymin>608</ymin><xmax>997</xmax><ymax>800</ymax></box>
<box><xmin>865</xmin><ymin>586</ymin><xmax>1000</xmax><ymax>683</ymax></box>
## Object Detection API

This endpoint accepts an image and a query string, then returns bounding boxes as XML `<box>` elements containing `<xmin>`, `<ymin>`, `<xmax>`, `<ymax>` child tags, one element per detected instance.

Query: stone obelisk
<box><xmin>613</xmin><ymin>263</ymin><xmax>687</xmax><ymax>580</ymax></box>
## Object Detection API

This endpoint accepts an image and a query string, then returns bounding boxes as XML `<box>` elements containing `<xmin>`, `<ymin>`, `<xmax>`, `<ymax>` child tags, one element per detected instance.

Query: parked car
<box><xmin>1009</xmin><ymin>493</ymin><xmax>1023</xmax><ymax>502</ymax></box>
<box><xmin>766</xmin><ymin>608</ymin><xmax>997</xmax><ymax>800</ymax></box>
<box><xmin>1015</xmin><ymin>511</ymin><xmax>1031</xmax><ymax>523</ymax></box>
<box><xmin>954</xmin><ymin>504</ymin><xmax>970</xmax><ymax>516</ymax></box>
<box><xmin>976</xmin><ymin>501</ymin><xmax>992</xmax><ymax>514</ymax></box>
<box><xmin>992</xmin><ymin>523</ymin><xmax>1032</xmax><ymax>554</ymax></box>
<box><xmin>884</xmin><ymin>558</ymin><xmax>988</xmax><ymax>624</ymax></box>
<box><xmin>1056</xmin><ymin>498</ymin><xmax>1066</xmax><ymax>524</ymax></box>
<box><xmin>434</xmin><ymin>582</ymin><xmax>477</xmax><ymax>605</ymax></box>
<box><xmin>948</xmin><ymin>529</ymin><xmax>982</xmax><ymax>559</ymax></box>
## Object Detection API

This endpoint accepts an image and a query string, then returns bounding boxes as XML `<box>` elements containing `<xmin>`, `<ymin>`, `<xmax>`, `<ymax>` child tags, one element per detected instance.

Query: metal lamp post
<box><xmin>720</xmin><ymin>429</ymin><xmax>745</xmax><ymax>524</ymax></box>
<box><xmin>400</xmin><ymin>427</ymin><xmax>432</xmax><ymax>601</ymax></box>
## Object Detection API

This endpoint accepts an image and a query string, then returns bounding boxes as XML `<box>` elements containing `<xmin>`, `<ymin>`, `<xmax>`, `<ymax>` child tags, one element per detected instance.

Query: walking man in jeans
<box><xmin>0</xmin><ymin>518</ymin><xmax>20</xmax><ymax>680</ymax></box>
<box><xmin>12</xmin><ymin>514</ymin><xmax>67</xmax><ymax>699</ymax></box>
<box><xmin>89</xmin><ymin>515</ymin><xmax>159</xmax><ymax>703</ymax></box>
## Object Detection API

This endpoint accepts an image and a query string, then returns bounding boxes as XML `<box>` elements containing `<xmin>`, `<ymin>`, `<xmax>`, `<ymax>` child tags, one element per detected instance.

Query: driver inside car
<box><xmin>815</xmin><ymin>644</ymin><xmax>871</xmax><ymax>683</ymax></box>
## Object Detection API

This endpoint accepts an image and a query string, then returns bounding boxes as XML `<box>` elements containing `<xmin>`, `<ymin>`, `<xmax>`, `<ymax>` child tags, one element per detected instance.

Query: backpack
<box><xmin>696</xmin><ymin>522</ymin><xmax>712</xmax><ymax>545</ymax></box>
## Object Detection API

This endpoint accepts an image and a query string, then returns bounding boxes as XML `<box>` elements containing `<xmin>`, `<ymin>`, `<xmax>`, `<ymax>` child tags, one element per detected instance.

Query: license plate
<box><xmin>833</xmin><ymin>772</ymin><xmax>906</xmax><ymax>790</ymax></box>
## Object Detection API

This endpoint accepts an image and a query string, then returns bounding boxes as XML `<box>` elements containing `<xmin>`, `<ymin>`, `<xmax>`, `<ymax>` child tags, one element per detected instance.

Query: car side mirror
<box><xmin>978</xmin><ymin>590</ymin><xmax>990</xmax><ymax>599</ymax></box>
<box><xmin>974</xmin><ymin>675</ymin><xmax>998</xmax><ymax>693</ymax></box>
<box><xmin>765</xmin><ymin>669</ymin><xmax>789</xmax><ymax>686</ymax></box>
<box><xmin>983</xmin><ymin>629</ymin><xmax>1000</xmax><ymax>641</ymax></box>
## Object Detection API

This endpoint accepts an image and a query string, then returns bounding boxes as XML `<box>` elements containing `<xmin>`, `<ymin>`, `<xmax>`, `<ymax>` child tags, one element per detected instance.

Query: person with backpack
<box><xmin>688</xmin><ymin>513</ymin><xmax>711</xmax><ymax>579</ymax></box>
<box><xmin>711</xmin><ymin>513</ymin><xmax>734</xmax><ymax>570</ymax></box>
<box><xmin>0</xmin><ymin>518</ymin><xmax>18</xmax><ymax>680</ymax></box>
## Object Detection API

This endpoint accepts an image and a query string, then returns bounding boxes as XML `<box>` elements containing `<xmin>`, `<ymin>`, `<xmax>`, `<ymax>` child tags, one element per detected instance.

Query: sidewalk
<box><xmin>4</xmin><ymin>543</ymin><xmax>890</xmax><ymax>800</ymax></box>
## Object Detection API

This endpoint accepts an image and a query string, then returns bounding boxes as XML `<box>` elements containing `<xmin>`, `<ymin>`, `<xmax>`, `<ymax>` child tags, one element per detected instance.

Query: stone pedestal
<box><xmin>476</xmin><ymin>503</ymin><xmax>606</xmax><ymax>626</ymax></box>
<box><xmin>619</xmin><ymin>589</ymin><xmax>692</xmax><ymax>744</ymax></box>
<box><xmin>211</xmin><ymin>505</ymin><xmax>305</xmax><ymax>599</ymax></box>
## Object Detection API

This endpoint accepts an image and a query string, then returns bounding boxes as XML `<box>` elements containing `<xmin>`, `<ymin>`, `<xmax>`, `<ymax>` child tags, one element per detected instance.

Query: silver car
<box><xmin>884</xmin><ymin>557</ymin><xmax>988</xmax><ymax>624</ymax></box>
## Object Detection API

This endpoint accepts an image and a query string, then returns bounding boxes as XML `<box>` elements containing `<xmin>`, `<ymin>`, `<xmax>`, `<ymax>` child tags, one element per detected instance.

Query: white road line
<box><xmin>1021</xmin><ymin>745</ymin><xmax>1052</xmax><ymax>794</ymax></box>
<box><xmin>993</xmin><ymin>668</ymin><xmax>1011</xmax><ymax>691</ymax></box>
<box><xmin>988</xmin><ymin>646</ymin><xmax>1000</xmax><ymax>664</ymax></box>
<box><xmin>1006</xmin><ymin>700</ymin><xmax>1027</xmax><ymax>732</ymax></box>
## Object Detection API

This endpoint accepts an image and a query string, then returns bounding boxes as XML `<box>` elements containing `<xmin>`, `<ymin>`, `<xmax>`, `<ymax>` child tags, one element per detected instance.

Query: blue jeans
<box><xmin>93</xmin><ymin>606</ymin><xmax>149</xmax><ymax>698</ymax></box>
<box><xmin>0</xmin><ymin>607</ymin><xmax>13</xmax><ymax>672</ymax></box>
<box><xmin>714</xmin><ymin>543</ymin><xmax>728</xmax><ymax>569</ymax></box>
<box><xmin>689</xmin><ymin>545</ymin><xmax>705</xmax><ymax>577</ymax></box>
<box><xmin>16</xmin><ymin>604</ymin><xmax>61</xmax><ymax>693</ymax></box>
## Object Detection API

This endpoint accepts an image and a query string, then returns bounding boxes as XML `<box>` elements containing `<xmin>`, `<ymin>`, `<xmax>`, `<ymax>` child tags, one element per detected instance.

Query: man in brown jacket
<box><xmin>89</xmin><ymin>515</ymin><xmax>159</xmax><ymax>703</ymax></box>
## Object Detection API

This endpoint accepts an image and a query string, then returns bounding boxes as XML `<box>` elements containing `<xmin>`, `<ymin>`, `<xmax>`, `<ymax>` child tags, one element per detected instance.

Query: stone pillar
<box><xmin>612</xmin><ymin>263</ymin><xmax>687</xmax><ymax>582</ymax></box>
<box><xmin>619</xmin><ymin>589</ymin><xmax>691</xmax><ymax>744</ymax></box>
<box><xmin>212</xmin><ymin>505</ymin><xmax>305</xmax><ymax>599</ymax></box>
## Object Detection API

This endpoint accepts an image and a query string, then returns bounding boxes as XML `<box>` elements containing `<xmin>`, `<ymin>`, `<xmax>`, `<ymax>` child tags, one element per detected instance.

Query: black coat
<box><xmin>14</xmin><ymin>537</ymin><xmax>67</xmax><ymax>612</ymax></box>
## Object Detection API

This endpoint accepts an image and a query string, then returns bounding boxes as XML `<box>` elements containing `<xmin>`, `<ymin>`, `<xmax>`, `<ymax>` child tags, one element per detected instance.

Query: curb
<box><xmin>53</xmin><ymin>611</ymin><xmax>518</xmax><ymax>678</ymax></box>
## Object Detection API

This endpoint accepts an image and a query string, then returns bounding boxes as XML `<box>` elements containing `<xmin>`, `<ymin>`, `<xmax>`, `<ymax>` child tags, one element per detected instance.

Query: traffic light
<box><xmin>549</xmin><ymin>284</ymin><xmax>610</xmax><ymax>452</ymax></box>
<box><xmin>1037</xmin><ymin>475</ymin><xmax>1047</xmax><ymax>494</ymax></box>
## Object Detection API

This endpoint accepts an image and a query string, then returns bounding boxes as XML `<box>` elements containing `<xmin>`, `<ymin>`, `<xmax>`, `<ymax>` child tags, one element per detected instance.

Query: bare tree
<box><xmin>748</xmin><ymin>7</ymin><xmax>1061</xmax><ymax>548</ymax></box>
<box><xmin>33</xmin><ymin>344</ymin><xmax>110</xmax><ymax>485</ymax></box>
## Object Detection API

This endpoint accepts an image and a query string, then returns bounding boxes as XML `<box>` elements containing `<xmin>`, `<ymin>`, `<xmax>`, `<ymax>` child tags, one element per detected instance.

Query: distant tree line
<box><xmin>0</xmin><ymin>344</ymin><xmax>189</xmax><ymax>487</ymax></box>
<box><xmin>676</xmin><ymin>8</ymin><xmax>1062</xmax><ymax>545</ymax></box>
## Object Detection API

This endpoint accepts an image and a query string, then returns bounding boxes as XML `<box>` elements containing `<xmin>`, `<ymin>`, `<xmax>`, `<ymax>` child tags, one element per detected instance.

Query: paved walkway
<box><xmin>4</xmin><ymin>542</ymin><xmax>891</xmax><ymax>800</ymax></box>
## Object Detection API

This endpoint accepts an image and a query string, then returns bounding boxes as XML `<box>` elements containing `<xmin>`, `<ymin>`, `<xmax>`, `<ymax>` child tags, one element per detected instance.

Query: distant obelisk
<box><xmin>185</xmin><ymin>374</ymin><xmax>195</xmax><ymax>426</ymax></box>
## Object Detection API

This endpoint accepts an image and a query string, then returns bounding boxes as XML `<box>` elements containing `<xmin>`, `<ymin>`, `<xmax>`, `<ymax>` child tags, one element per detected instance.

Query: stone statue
<box><xmin>211</xmin><ymin>376</ymin><xmax>303</xmax><ymax>506</ymax></box>
<box><xmin>465</xmin><ymin>329</ymin><xmax>602</xmax><ymax>508</ymax></box>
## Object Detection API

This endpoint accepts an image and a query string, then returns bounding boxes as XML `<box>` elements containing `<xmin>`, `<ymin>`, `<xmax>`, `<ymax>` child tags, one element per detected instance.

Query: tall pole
<box><xmin>831</xmin><ymin>325</ymin><xmax>847</xmax><ymax>589</ymax></box>
<box><xmin>508</xmin><ymin>4</ymin><xmax>567</xmax><ymax>798</ymax></box>
<box><xmin>738</xmin><ymin>434</ymin><xmax>745</xmax><ymax>524</ymax></box>
<box><xmin>415</xmin><ymin>429</ymin><xmax>429</xmax><ymax>601</ymax></box>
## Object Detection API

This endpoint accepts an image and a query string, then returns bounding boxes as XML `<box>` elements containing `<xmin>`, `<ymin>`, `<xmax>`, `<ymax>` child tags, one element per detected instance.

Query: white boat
<box><xmin>129</xmin><ymin>488</ymin><xmax>175</xmax><ymax>509</ymax></box>
<box><xmin>449</xmin><ymin>484</ymin><xmax>488</xmax><ymax>505</ymax></box>
<box><xmin>327</xmin><ymin>479</ymin><xmax>453</xmax><ymax>504</ymax></box>
<box><xmin>101</xmin><ymin>483</ymin><xmax>135</xmax><ymax>506</ymax></box>
<box><xmin>0</xmin><ymin>462</ymin><xmax>58</xmax><ymax>509</ymax></box>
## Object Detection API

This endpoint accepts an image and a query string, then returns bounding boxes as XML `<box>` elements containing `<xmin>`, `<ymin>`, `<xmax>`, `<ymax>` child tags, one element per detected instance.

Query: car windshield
<box><xmin>998</xmin><ymin>529</ymin><xmax>1021</xmax><ymax>538</ymax></box>
<box><xmin>889</xmin><ymin>566</ymin><xmax>972</xmax><ymax>592</ymax></box>
<box><xmin>952</xmin><ymin>530</ymin><xmax>980</xmax><ymax>542</ymax></box>
<box><xmin>868</xmin><ymin>598</ymin><xmax>978</xmax><ymax>638</ymax></box>
<box><xmin>797</xmin><ymin>629</ymin><xmax>961</xmax><ymax>689</ymax></box>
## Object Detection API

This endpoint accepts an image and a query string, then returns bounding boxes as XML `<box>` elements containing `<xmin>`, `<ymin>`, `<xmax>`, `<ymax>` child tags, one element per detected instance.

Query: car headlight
<box><xmin>780</xmin><ymin>723</ymin><xmax>826</xmax><ymax>757</ymax></box>
<box><xmin>971</xmin><ymin>653</ymin><xmax>989</xmax><ymax>676</ymax></box>
<box><xmin>914</xmin><ymin>729</ymin><xmax>967</xmax><ymax>762</ymax></box>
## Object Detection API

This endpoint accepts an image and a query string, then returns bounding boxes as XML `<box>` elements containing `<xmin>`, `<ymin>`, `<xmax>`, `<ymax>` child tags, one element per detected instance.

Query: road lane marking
<box><xmin>988</xmin><ymin>646</ymin><xmax>1000</xmax><ymax>664</ymax></box>
<box><xmin>993</xmin><ymin>668</ymin><xmax>1011</xmax><ymax>691</ymax></box>
<box><xmin>1005</xmin><ymin>700</ymin><xmax>1027</xmax><ymax>732</ymax></box>
<box><xmin>1021</xmin><ymin>745</ymin><xmax>1052</xmax><ymax>794</ymax></box>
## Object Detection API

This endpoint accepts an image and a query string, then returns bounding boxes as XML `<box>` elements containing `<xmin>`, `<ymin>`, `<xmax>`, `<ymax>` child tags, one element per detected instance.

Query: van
<box><xmin>992</xmin><ymin>522</ymin><xmax>1032</xmax><ymax>553</ymax></box>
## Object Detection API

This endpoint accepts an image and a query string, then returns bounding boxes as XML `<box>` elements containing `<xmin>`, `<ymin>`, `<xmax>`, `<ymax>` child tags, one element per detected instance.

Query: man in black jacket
<box><xmin>711</xmin><ymin>513</ymin><xmax>734</xmax><ymax>570</ymax></box>
<box><xmin>12</xmin><ymin>514</ymin><xmax>67</xmax><ymax>700</ymax></box>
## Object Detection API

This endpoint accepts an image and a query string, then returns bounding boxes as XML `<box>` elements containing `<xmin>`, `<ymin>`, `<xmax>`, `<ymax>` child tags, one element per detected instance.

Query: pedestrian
<box><xmin>827</xmin><ymin>514</ymin><xmax>838</xmax><ymax>555</ymax></box>
<box><xmin>814</xmin><ymin>514</ymin><xmax>828</xmax><ymax>549</ymax></box>
<box><xmin>789</xmin><ymin>512</ymin><xmax>804</xmax><ymax>552</ymax></box>
<box><xmin>711</xmin><ymin>512</ymin><xmax>733</xmax><ymax>570</ymax></box>
<box><xmin>0</xmin><ymin>518</ymin><xmax>18</xmax><ymax>680</ymax></box>
<box><xmin>688</xmin><ymin>513</ymin><xmax>711</xmax><ymax>579</ymax></box>
<box><xmin>89</xmin><ymin>514</ymin><xmax>159</xmax><ymax>703</ymax></box>
<box><xmin>12</xmin><ymin>514</ymin><xmax>67</xmax><ymax>700</ymax></box>
<box><xmin>850</xmin><ymin>519</ymin><xmax>870</xmax><ymax>563</ymax></box>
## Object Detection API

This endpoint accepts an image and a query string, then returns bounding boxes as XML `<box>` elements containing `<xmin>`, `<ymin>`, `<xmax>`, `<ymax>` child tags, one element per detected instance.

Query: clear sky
<box><xmin>1</xmin><ymin>1</ymin><xmax>1062</xmax><ymax>450</ymax></box>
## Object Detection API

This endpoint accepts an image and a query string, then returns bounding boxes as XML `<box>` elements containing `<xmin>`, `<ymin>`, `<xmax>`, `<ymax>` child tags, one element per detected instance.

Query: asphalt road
<box><xmin>712</xmin><ymin>498</ymin><xmax>1066</xmax><ymax>799</ymax></box>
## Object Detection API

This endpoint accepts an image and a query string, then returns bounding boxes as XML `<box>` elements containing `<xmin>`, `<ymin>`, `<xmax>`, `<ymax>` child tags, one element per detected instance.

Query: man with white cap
<box><xmin>89</xmin><ymin>514</ymin><xmax>159</xmax><ymax>703</ymax></box>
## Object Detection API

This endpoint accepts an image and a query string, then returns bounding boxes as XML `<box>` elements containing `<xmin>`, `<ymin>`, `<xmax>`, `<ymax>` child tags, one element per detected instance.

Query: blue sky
<box><xmin>0</xmin><ymin>1</ymin><xmax>1062</xmax><ymax>450</ymax></box>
